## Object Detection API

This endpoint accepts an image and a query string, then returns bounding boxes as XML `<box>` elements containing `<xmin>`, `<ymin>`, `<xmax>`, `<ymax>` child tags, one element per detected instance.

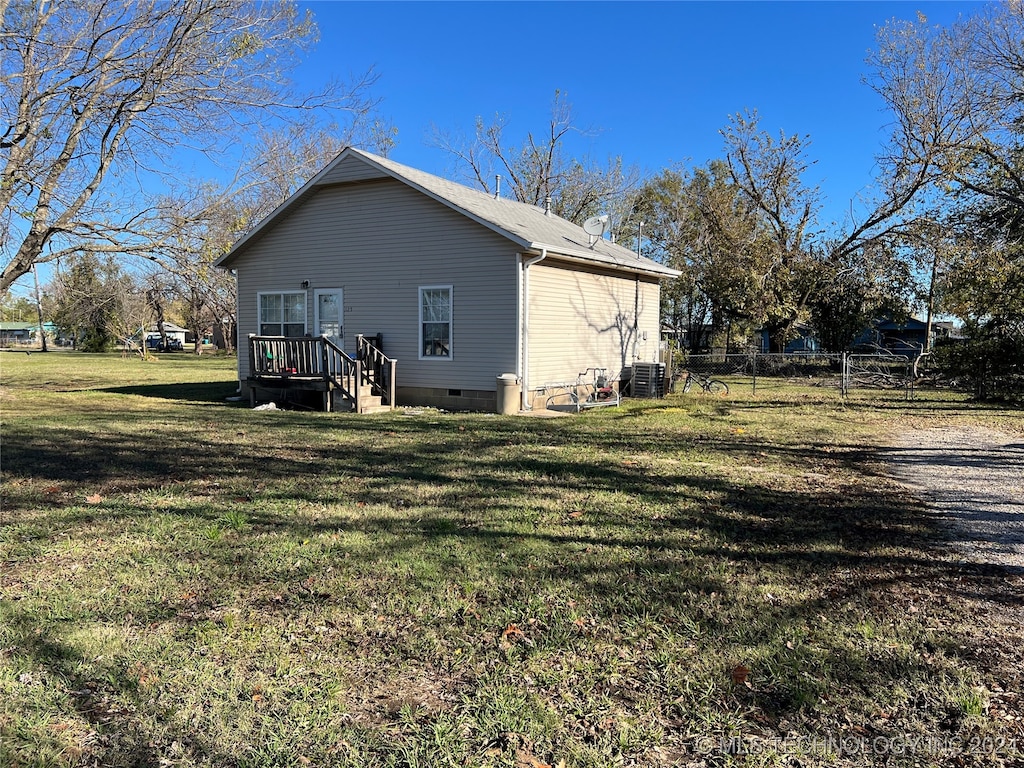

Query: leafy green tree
<box><xmin>638</xmin><ymin>162</ymin><xmax>765</xmax><ymax>350</ymax></box>
<box><xmin>48</xmin><ymin>255</ymin><xmax>133</xmax><ymax>351</ymax></box>
<box><xmin>0</xmin><ymin>295</ymin><xmax>36</xmax><ymax>323</ymax></box>
<box><xmin>643</xmin><ymin>107</ymin><xmax>942</xmax><ymax>352</ymax></box>
<box><xmin>945</xmin><ymin>168</ymin><xmax>1024</xmax><ymax>338</ymax></box>
<box><xmin>869</xmin><ymin>3</ymin><xmax>1023</xmax><ymax>393</ymax></box>
<box><xmin>807</xmin><ymin>241</ymin><xmax>915</xmax><ymax>351</ymax></box>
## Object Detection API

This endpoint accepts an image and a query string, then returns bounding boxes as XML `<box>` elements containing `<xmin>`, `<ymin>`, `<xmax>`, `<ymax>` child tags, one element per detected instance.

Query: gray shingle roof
<box><xmin>217</xmin><ymin>147</ymin><xmax>679</xmax><ymax>279</ymax></box>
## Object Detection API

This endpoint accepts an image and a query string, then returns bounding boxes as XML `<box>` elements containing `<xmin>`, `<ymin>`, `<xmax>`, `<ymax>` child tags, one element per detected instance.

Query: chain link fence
<box><xmin>668</xmin><ymin>352</ymin><xmax>923</xmax><ymax>399</ymax></box>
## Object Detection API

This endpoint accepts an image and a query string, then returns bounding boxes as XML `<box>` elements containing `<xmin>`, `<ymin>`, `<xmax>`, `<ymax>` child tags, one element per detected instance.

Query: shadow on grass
<box><xmin>1</xmin><ymin>608</ymin><xmax>240</xmax><ymax>768</ymax></box>
<box><xmin>100</xmin><ymin>381</ymin><xmax>241</xmax><ymax>404</ymax></box>
<box><xmin>3</xmin><ymin>400</ymin><xmax>1022</xmax><ymax>764</ymax></box>
<box><xmin>3</xmin><ymin>408</ymin><xmax>1017</xmax><ymax>590</ymax></box>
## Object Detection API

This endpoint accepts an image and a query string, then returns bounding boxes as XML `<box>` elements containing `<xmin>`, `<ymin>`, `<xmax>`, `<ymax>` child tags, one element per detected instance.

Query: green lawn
<box><xmin>1</xmin><ymin>351</ymin><xmax>1022</xmax><ymax>767</ymax></box>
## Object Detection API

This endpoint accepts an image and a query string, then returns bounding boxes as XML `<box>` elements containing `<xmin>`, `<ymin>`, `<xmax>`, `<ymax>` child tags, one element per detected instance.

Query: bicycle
<box><xmin>678</xmin><ymin>369</ymin><xmax>729</xmax><ymax>395</ymax></box>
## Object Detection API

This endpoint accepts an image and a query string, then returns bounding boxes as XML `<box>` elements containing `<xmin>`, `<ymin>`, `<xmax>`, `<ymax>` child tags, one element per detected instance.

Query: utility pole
<box><xmin>924</xmin><ymin>250</ymin><xmax>941</xmax><ymax>354</ymax></box>
<box><xmin>32</xmin><ymin>264</ymin><xmax>47</xmax><ymax>352</ymax></box>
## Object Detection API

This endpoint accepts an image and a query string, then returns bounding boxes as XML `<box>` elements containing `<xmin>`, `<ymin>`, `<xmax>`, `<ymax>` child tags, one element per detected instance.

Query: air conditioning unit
<box><xmin>631</xmin><ymin>362</ymin><xmax>666</xmax><ymax>398</ymax></box>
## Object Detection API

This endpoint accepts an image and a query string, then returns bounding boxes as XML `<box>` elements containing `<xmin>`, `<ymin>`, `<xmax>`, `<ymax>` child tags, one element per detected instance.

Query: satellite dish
<box><xmin>583</xmin><ymin>215</ymin><xmax>609</xmax><ymax>237</ymax></box>
<box><xmin>583</xmin><ymin>215</ymin><xmax>611</xmax><ymax>248</ymax></box>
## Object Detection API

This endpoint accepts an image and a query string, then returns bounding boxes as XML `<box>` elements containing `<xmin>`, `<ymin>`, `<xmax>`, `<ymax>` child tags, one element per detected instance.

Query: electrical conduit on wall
<box><xmin>519</xmin><ymin>248</ymin><xmax>547</xmax><ymax>410</ymax></box>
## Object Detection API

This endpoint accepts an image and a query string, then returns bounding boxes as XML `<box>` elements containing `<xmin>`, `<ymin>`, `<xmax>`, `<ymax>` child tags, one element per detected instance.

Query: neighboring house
<box><xmin>215</xmin><ymin>147</ymin><xmax>679</xmax><ymax>411</ymax></box>
<box><xmin>853</xmin><ymin>317</ymin><xmax>929</xmax><ymax>356</ymax></box>
<box><xmin>0</xmin><ymin>321</ymin><xmax>35</xmax><ymax>345</ymax></box>
<box><xmin>129</xmin><ymin>323</ymin><xmax>190</xmax><ymax>351</ymax></box>
<box><xmin>662</xmin><ymin>322</ymin><xmax>714</xmax><ymax>352</ymax></box>
<box><xmin>142</xmin><ymin>323</ymin><xmax>188</xmax><ymax>350</ymax></box>
<box><xmin>759</xmin><ymin>325</ymin><xmax>820</xmax><ymax>354</ymax></box>
<box><xmin>751</xmin><ymin>317</ymin><xmax>959</xmax><ymax>355</ymax></box>
<box><xmin>931</xmin><ymin>321</ymin><xmax>963</xmax><ymax>344</ymax></box>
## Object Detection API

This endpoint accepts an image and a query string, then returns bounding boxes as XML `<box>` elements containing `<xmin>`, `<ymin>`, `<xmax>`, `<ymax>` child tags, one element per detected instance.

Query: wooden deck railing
<box><xmin>249</xmin><ymin>335</ymin><xmax>333</xmax><ymax>377</ymax></box>
<box><xmin>247</xmin><ymin>334</ymin><xmax>397</xmax><ymax>412</ymax></box>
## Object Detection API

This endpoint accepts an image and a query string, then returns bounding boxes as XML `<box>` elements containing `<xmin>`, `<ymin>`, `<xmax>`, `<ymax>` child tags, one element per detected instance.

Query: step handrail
<box><xmin>356</xmin><ymin>334</ymin><xmax>398</xmax><ymax>409</ymax></box>
<box><xmin>320</xmin><ymin>336</ymin><xmax>360</xmax><ymax>403</ymax></box>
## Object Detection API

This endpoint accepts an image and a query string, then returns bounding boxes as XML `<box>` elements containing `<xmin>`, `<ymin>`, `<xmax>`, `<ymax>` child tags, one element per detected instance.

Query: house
<box><xmin>142</xmin><ymin>323</ymin><xmax>188</xmax><ymax>351</ymax></box>
<box><xmin>215</xmin><ymin>147</ymin><xmax>679</xmax><ymax>412</ymax></box>
<box><xmin>759</xmin><ymin>325</ymin><xmax>820</xmax><ymax>354</ymax></box>
<box><xmin>0</xmin><ymin>321</ymin><xmax>36</xmax><ymax>346</ymax></box>
<box><xmin>853</xmin><ymin>317</ymin><xmax>928</xmax><ymax>356</ymax></box>
<box><xmin>0</xmin><ymin>321</ymin><xmax>58</xmax><ymax>346</ymax></box>
<box><xmin>662</xmin><ymin>322</ymin><xmax>714</xmax><ymax>352</ymax></box>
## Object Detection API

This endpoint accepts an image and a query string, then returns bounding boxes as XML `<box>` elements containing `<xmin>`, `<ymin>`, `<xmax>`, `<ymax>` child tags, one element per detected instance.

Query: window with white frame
<box><xmin>259</xmin><ymin>292</ymin><xmax>306</xmax><ymax>336</ymax></box>
<box><xmin>419</xmin><ymin>286</ymin><xmax>452</xmax><ymax>359</ymax></box>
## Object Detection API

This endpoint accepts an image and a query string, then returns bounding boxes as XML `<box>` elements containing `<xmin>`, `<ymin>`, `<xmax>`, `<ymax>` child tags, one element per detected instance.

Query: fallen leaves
<box><xmin>502</xmin><ymin>623</ymin><xmax>525</xmax><ymax>641</ymax></box>
<box><xmin>731</xmin><ymin>664</ymin><xmax>752</xmax><ymax>686</ymax></box>
<box><xmin>85</xmin><ymin>493</ymin><xmax>103</xmax><ymax>504</ymax></box>
<box><xmin>515</xmin><ymin>751</ymin><xmax>564</xmax><ymax>768</ymax></box>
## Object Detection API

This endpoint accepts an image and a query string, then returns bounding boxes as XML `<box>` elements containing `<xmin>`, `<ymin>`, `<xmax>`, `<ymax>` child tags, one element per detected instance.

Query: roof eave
<box><xmin>524</xmin><ymin>242</ymin><xmax>681</xmax><ymax>279</ymax></box>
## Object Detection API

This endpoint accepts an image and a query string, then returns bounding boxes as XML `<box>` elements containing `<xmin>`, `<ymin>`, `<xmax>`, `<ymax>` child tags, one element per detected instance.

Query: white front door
<box><xmin>314</xmin><ymin>289</ymin><xmax>343</xmax><ymax>345</ymax></box>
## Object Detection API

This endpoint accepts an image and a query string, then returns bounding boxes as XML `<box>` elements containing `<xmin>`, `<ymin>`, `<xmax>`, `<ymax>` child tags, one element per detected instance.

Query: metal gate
<box><xmin>841</xmin><ymin>353</ymin><xmax>914</xmax><ymax>398</ymax></box>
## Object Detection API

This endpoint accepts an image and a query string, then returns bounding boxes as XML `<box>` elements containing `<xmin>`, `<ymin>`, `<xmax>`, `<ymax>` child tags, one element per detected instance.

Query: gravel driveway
<box><xmin>884</xmin><ymin>426</ymin><xmax>1024</xmax><ymax>572</ymax></box>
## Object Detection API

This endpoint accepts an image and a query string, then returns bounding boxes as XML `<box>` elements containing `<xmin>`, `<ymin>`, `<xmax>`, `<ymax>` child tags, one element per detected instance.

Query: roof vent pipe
<box><xmin>494</xmin><ymin>175</ymin><xmax>501</xmax><ymax>200</ymax></box>
<box><xmin>544</xmin><ymin>196</ymin><xmax>552</xmax><ymax>216</ymax></box>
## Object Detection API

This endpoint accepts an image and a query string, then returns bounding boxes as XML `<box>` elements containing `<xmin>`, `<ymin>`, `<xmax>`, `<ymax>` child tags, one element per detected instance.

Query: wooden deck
<box><xmin>247</xmin><ymin>334</ymin><xmax>396</xmax><ymax>413</ymax></box>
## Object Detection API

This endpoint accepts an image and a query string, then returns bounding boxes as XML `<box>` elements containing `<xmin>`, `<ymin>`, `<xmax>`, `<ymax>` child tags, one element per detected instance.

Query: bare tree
<box><xmin>868</xmin><ymin>3</ymin><xmax>1024</xmax><ymax>213</ymax></box>
<box><xmin>431</xmin><ymin>90</ymin><xmax>641</xmax><ymax>226</ymax></box>
<box><xmin>145</xmin><ymin>114</ymin><xmax>402</xmax><ymax>354</ymax></box>
<box><xmin>151</xmin><ymin>184</ymin><xmax>244</xmax><ymax>355</ymax></box>
<box><xmin>1</xmin><ymin>0</ymin><xmax>378</xmax><ymax>294</ymax></box>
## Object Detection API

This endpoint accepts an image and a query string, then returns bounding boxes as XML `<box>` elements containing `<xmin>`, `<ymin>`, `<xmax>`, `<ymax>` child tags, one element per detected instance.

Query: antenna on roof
<box><xmin>583</xmin><ymin>215</ymin><xmax>610</xmax><ymax>248</ymax></box>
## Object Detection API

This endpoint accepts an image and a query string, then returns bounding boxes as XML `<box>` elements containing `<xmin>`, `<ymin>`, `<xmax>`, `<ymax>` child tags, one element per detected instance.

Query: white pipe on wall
<box><xmin>520</xmin><ymin>248</ymin><xmax>547</xmax><ymax>410</ymax></box>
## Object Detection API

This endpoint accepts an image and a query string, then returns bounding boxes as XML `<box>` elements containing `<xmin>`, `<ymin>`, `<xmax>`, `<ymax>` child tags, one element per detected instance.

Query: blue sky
<box><xmin>5</xmin><ymin>0</ymin><xmax>986</xmax><ymax>301</ymax></box>
<box><xmin>298</xmin><ymin>0</ymin><xmax>982</xmax><ymax>225</ymax></box>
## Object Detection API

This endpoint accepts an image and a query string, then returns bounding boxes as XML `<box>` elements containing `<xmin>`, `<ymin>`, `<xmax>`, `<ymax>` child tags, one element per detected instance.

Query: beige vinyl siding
<box><xmin>236</xmin><ymin>179</ymin><xmax>518</xmax><ymax>390</ymax></box>
<box><xmin>318</xmin><ymin>154</ymin><xmax>389</xmax><ymax>185</ymax></box>
<box><xmin>527</xmin><ymin>259</ymin><xmax>661</xmax><ymax>390</ymax></box>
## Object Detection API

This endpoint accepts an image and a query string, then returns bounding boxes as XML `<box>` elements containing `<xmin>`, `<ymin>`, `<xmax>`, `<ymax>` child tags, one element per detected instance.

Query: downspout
<box><xmin>516</xmin><ymin>253</ymin><xmax>523</xmax><ymax>386</ymax></box>
<box><xmin>634</xmin><ymin>273</ymin><xmax>641</xmax><ymax>363</ymax></box>
<box><xmin>635</xmin><ymin>223</ymin><xmax>643</xmax><ymax>364</ymax></box>
<box><xmin>520</xmin><ymin>248</ymin><xmax>547</xmax><ymax>410</ymax></box>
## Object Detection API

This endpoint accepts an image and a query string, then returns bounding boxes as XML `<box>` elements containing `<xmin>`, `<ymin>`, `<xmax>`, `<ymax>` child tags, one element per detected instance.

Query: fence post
<box><xmin>841</xmin><ymin>352</ymin><xmax>848</xmax><ymax>397</ymax></box>
<box><xmin>751</xmin><ymin>350</ymin><xmax>757</xmax><ymax>396</ymax></box>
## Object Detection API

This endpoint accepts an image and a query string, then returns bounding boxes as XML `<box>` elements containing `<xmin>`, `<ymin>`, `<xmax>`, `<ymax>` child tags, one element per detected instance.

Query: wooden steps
<box><xmin>332</xmin><ymin>382</ymin><xmax>392</xmax><ymax>413</ymax></box>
